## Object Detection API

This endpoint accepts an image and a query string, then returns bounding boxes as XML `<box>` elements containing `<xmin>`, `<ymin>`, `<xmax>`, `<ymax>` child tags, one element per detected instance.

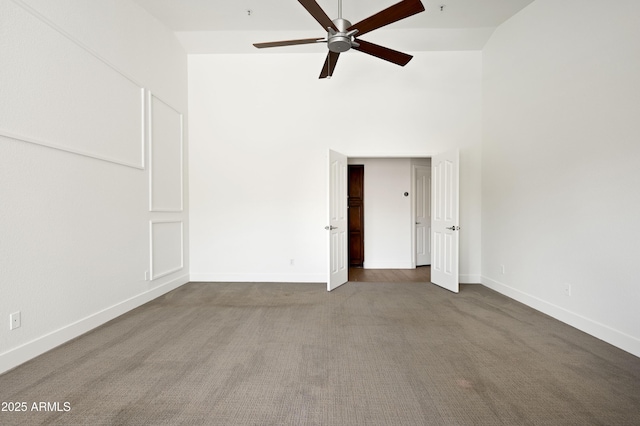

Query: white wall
<box><xmin>482</xmin><ymin>0</ymin><xmax>640</xmax><ymax>356</ymax></box>
<box><xmin>348</xmin><ymin>158</ymin><xmax>413</xmax><ymax>269</ymax></box>
<box><xmin>189</xmin><ymin>51</ymin><xmax>482</xmax><ymax>283</ymax></box>
<box><xmin>0</xmin><ymin>0</ymin><xmax>189</xmax><ymax>373</ymax></box>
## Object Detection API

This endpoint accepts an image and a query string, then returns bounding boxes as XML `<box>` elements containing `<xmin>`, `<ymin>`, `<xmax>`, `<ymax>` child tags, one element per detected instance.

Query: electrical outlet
<box><xmin>10</xmin><ymin>311</ymin><xmax>21</xmax><ymax>330</ymax></box>
<box><xmin>289</xmin><ymin>259</ymin><xmax>295</xmax><ymax>266</ymax></box>
<box><xmin>500</xmin><ymin>265</ymin><xmax>506</xmax><ymax>274</ymax></box>
<box><xmin>562</xmin><ymin>283</ymin><xmax>572</xmax><ymax>296</ymax></box>
<box><xmin>144</xmin><ymin>270</ymin><xmax>150</xmax><ymax>281</ymax></box>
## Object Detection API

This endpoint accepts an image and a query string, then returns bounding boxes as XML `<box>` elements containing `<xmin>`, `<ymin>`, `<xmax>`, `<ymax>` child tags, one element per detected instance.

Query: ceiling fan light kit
<box><xmin>253</xmin><ymin>0</ymin><xmax>426</xmax><ymax>79</ymax></box>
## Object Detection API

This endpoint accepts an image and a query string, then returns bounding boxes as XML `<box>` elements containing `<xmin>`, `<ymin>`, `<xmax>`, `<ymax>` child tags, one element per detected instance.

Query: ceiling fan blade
<box><xmin>347</xmin><ymin>0</ymin><xmax>425</xmax><ymax>37</ymax></box>
<box><xmin>299</xmin><ymin>0</ymin><xmax>338</xmax><ymax>31</ymax></box>
<box><xmin>253</xmin><ymin>38</ymin><xmax>324</xmax><ymax>49</ymax></box>
<box><xmin>319</xmin><ymin>51</ymin><xmax>340</xmax><ymax>79</ymax></box>
<box><xmin>353</xmin><ymin>39</ymin><xmax>413</xmax><ymax>66</ymax></box>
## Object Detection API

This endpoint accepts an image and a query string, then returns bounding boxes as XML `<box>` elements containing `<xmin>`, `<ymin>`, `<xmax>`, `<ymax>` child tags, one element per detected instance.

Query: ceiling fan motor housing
<box><xmin>327</xmin><ymin>18</ymin><xmax>357</xmax><ymax>53</ymax></box>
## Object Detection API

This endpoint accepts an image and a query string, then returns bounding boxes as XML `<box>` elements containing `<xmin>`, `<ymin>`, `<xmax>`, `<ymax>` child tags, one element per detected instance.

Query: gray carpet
<box><xmin>1</xmin><ymin>282</ymin><xmax>639</xmax><ymax>425</ymax></box>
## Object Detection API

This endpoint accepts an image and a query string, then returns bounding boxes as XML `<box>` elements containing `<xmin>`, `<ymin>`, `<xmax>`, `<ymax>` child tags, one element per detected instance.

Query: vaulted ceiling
<box><xmin>131</xmin><ymin>0</ymin><xmax>536</xmax><ymax>52</ymax></box>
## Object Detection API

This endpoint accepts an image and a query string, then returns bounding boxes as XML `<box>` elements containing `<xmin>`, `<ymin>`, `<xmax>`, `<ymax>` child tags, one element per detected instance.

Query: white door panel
<box><xmin>327</xmin><ymin>150</ymin><xmax>348</xmax><ymax>291</ymax></box>
<box><xmin>431</xmin><ymin>149</ymin><xmax>459</xmax><ymax>293</ymax></box>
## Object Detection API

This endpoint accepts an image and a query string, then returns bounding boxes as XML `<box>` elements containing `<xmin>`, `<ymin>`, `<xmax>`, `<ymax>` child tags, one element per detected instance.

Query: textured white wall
<box><xmin>0</xmin><ymin>0</ymin><xmax>189</xmax><ymax>373</ymax></box>
<box><xmin>188</xmin><ymin>51</ymin><xmax>482</xmax><ymax>283</ymax></box>
<box><xmin>482</xmin><ymin>0</ymin><xmax>640</xmax><ymax>356</ymax></box>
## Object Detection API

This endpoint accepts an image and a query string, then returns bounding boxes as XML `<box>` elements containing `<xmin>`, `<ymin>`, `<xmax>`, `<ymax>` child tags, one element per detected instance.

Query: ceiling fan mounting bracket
<box><xmin>327</xmin><ymin>18</ymin><xmax>358</xmax><ymax>53</ymax></box>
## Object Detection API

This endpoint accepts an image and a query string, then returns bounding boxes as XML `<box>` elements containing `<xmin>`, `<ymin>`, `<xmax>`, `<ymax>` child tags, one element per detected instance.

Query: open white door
<box><xmin>415</xmin><ymin>165</ymin><xmax>431</xmax><ymax>266</ymax></box>
<box><xmin>431</xmin><ymin>149</ymin><xmax>459</xmax><ymax>293</ymax></box>
<box><xmin>327</xmin><ymin>150</ymin><xmax>348</xmax><ymax>291</ymax></box>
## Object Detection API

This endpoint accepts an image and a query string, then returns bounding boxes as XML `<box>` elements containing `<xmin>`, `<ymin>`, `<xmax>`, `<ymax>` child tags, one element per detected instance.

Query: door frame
<box><xmin>328</xmin><ymin>151</ymin><xmax>459</xmax><ymax>290</ymax></box>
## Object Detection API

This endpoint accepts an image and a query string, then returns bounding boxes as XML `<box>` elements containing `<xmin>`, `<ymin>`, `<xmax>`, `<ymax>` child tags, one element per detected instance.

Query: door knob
<box><xmin>325</xmin><ymin>225</ymin><xmax>337</xmax><ymax>230</ymax></box>
<box><xmin>446</xmin><ymin>226</ymin><xmax>460</xmax><ymax>231</ymax></box>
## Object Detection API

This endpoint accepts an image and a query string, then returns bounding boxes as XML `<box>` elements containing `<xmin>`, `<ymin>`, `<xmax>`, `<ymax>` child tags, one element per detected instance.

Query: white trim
<box><xmin>411</xmin><ymin>164</ymin><xmax>417</xmax><ymax>268</ymax></box>
<box><xmin>149</xmin><ymin>220</ymin><xmax>184</xmax><ymax>280</ymax></box>
<box><xmin>141</xmin><ymin>88</ymin><xmax>147</xmax><ymax>169</ymax></box>
<box><xmin>190</xmin><ymin>272</ymin><xmax>477</xmax><ymax>284</ymax></box>
<box><xmin>189</xmin><ymin>273</ymin><xmax>326</xmax><ymax>283</ymax></box>
<box><xmin>460</xmin><ymin>274</ymin><xmax>481</xmax><ymax>284</ymax></box>
<box><xmin>342</xmin><ymin>152</ymin><xmax>436</xmax><ymax>158</ymax></box>
<box><xmin>0</xmin><ymin>274</ymin><xmax>188</xmax><ymax>375</ymax></box>
<box><xmin>482</xmin><ymin>275</ymin><xmax>640</xmax><ymax>358</ymax></box>
<box><xmin>3</xmin><ymin>0</ymin><xmax>146</xmax><ymax>170</ymax></box>
<box><xmin>148</xmin><ymin>93</ymin><xmax>184</xmax><ymax>211</ymax></box>
<box><xmin>0</xmin><ymin>119</ymin><xmax>145</xmax><ymax>169</ymax></box>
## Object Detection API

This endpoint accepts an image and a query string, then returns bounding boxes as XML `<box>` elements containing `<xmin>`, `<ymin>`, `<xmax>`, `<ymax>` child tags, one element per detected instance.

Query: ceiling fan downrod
<box><xmin>327</xmin><ymin>0</ymin><xmax>358</xmax><ymax>53</ymax></box>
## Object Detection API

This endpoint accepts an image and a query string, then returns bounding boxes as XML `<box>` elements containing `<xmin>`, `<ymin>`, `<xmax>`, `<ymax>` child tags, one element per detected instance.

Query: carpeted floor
<box><xmin>1</xmin><ymin>282</ymin><xmax>639</xmax><ymax>425</ymax></box>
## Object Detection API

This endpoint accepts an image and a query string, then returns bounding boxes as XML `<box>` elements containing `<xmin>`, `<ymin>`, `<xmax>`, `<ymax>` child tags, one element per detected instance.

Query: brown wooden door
<box><xmin>348</xmin><ymin>165</ymin><xmax>364</xmax><ymax>266</ymax></box>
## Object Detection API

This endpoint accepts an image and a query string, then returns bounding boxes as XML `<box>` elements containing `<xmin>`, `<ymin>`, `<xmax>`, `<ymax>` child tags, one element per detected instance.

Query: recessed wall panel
<box><xmin>0</xmin><ymin>0</ymin><xmax>144</xmax><ymax>168</ymax></box>
<box><xmin>149</xmin><ymin>95</ymin><xmax>183</xmax><ymax>211</ymax></box>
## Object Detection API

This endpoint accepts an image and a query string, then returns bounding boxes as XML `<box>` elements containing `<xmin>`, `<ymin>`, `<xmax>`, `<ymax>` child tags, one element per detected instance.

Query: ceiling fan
<box><xmin>253</xmin><ymin>0</ymin><xmax>426</xmax><ymax>79</ymax></box>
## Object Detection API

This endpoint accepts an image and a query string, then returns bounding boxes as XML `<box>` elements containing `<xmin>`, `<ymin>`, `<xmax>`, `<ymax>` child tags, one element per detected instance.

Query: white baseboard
<box><xmin>0</xmin><ymin>274</ymin><xmax>189</xmax><ymax>375</ymax></box>
<box><xmin>362</xmin><ymin>261</ymin><xmax>414</xmax><ymax>269</ymax></box>
<box><xmin>460</xmin><ymin>274</ymin><xmax>481</xmax><ymax>284</ymax></box>
<box><xmin>481</xmin><ymin>275</ymin><xmax>640</xmax><ymax>358</ymax></box>
<box><xmin>189</xmin><ymin>273</ymin><xmax>325</xmax><ymax>283</ymax></box>
<box><xmin>191</xmin><ymin>272</ymin><xmax>479</xmax><ymax>284</ymax></box>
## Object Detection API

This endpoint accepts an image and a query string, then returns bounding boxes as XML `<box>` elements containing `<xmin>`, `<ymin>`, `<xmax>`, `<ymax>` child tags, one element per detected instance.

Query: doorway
<box><xmin>328</xmin><ymin>151</ymin><xmax>459</xmax><ymax>290</ymax></box>
<box><xmin>346</xmin><ymin>157</ymin><xmax>431</xmax><ymax>283</ymax></box>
